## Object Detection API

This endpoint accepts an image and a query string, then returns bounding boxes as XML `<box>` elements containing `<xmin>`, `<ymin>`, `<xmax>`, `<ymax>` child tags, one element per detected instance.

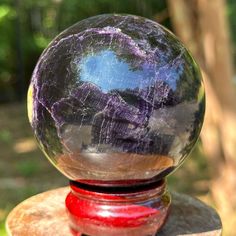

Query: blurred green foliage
<box><xmin>0</xmin><ymin>0</ymin><xmax>169</xmax><ymax>102</ymax></box>
<box><xmin>0</xmin><ymin>0</ymin><xmax>235</xmax><ymax>103</ymax></box>
<box><xmin>227</xmin><ymin>0</ymin><xmax>236</xmax><ymax>44</ymax></box>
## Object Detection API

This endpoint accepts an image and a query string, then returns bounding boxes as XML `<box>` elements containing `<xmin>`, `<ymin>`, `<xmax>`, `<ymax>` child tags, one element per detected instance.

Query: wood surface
<box><xmin>6</xmin><ymin>187</ymin><xmax>222</xmax><ymax>236</ymax></box>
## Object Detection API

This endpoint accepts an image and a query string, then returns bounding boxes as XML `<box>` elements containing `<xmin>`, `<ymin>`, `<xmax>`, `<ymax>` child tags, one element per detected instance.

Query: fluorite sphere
<box><xmin>28</xmin><ymin>14</ymin><xmax>205</xmax><ymax>185</ymax></box>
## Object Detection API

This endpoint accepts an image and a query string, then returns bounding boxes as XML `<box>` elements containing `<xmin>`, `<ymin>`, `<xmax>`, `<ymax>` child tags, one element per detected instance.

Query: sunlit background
<box><xmin>0</xmin><ymin>0</ymin><xmax>235</xmax><ymax>235</ymax></box>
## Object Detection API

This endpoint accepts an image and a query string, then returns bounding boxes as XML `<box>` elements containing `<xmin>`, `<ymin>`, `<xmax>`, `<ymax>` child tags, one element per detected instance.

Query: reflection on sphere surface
<box><xmin>28</xmin><ymin>14</ymin><xmax>205</xmax><ymax>184</ymax></box>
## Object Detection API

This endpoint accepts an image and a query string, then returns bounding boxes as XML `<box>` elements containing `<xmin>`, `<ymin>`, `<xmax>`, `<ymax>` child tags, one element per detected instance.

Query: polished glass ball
<box><xmin>28</xmin><ymin>14</ymin><xmax>205</xmax><ymax>185</ymax></box>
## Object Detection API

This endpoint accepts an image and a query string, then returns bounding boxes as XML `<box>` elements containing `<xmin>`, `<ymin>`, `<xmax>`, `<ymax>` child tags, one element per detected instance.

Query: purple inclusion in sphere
<box><xmin>28</xmin><ymin>14</ymin><xmax>205</xmax><ymax>184</ymax></box>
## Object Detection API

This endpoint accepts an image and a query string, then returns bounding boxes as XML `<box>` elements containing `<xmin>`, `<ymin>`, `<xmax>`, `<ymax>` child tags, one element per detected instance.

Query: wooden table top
<box><xmin>6</xmin><ymin>187</ymin><xmax>222</xmax><ymax>236</ymax></box>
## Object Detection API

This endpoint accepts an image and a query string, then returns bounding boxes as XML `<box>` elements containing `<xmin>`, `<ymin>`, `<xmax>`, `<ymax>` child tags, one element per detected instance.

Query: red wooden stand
<box><xmin>66</xmin><ymin>179</ymin><xmax>170</xmax><ymax>236</ymax></box>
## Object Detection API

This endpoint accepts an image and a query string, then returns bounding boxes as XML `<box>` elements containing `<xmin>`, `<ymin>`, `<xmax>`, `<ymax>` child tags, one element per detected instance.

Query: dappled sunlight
<box><xmin>193</xmin><ymin>180</ymin><xmax>210</xmax><ymax>193</ymax></box>
<box><xmin>13</xmin><ymin>138</ymin><xmax>37</xmax><ymax>154</ymax></box>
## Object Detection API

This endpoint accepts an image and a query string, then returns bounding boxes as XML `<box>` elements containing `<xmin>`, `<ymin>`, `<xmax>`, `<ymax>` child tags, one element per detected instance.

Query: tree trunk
<box><xmin>167</xmin><ymin>0</ymin><xmax>236</xmax><ymax>234</ymax></box>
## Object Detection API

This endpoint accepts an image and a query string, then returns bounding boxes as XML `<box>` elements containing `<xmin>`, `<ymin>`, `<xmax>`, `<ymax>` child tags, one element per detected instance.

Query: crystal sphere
<box><xmin>28</xmin><ymin>14</ymin><xmax>205</xmax><ymax>185</ymax></box>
